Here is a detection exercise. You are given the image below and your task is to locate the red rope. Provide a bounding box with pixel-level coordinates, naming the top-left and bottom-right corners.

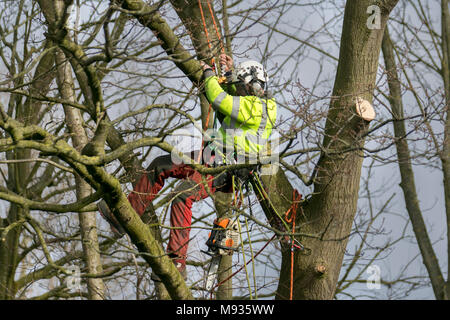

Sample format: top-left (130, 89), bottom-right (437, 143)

top-left (284, 189), bottom-right (302, 300)
top-left (198, 0), bottom-right (214, 59)
top-left (197, 0), bottom-right (225, 163)
top-left (207, 0), bottom-right (225, 55)
top-left (209, 190), bottom-right (302, 299)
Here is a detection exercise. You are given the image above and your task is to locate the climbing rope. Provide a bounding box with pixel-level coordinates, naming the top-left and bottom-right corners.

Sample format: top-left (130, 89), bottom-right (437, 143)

top-left (248, 170), bottom-right (310, 300)
top-left (284, 189), bottom-right (302, 300)
top-left (205, 166), bottom-right (310, 300)
top-left (206, 0), bottom-right (226, 80)
top-left (197, 0), bottom-right (227, 164)
top-left (197, 4), bottom-right (306, 296)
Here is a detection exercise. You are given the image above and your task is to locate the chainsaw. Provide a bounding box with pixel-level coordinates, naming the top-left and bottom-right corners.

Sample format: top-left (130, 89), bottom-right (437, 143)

top-left (202, 217), bottom-right (239, 291)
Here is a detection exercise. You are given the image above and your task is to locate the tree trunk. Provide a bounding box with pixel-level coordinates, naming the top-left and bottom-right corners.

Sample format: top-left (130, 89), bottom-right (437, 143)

top-left (271, 0), bottom-right (399, 300)
top-left (0, 29), bottom-right (56, 300)
top-left (0, 206), bottom-right (23, 299)
top-left (169, 0), bottom-right (234, 299)
top-left (213, 192), bottom-right (234, 299)
top-left (53, 0), bottom-right (105, 299)
top-left (55, 48), bottom-right (106, 300)
top-left (37, 0), bottom-right (169, 299)
top-left (381, 27), bottom-right (447, 300)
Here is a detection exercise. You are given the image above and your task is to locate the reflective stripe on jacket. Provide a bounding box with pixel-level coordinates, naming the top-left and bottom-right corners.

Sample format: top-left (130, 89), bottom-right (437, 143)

top-left (204, 72), bottom-right (277, 157)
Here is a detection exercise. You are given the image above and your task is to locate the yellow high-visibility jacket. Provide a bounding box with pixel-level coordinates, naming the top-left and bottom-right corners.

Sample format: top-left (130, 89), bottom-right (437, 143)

top-left (203, 70), bottom-right (277, 159)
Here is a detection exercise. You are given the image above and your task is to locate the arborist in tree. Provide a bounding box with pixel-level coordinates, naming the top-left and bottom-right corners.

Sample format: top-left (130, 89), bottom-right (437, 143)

top-left (98, 53), bottom-right (277, 280)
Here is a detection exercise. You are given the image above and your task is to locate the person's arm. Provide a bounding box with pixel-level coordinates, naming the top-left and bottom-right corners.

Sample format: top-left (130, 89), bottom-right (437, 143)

top-left (203, 70), bottom-right (259, 126)
top-left (203, 68), bottom-right (236, 95)
top-left (223, 71), bottom-right (237, 96)
top-left (203, 69), bottom-right (235, 116)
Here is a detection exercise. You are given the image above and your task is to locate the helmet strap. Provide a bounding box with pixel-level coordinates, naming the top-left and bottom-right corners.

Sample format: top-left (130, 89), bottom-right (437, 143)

top-left (250, 80), bottom-right (265, 97)
top-left (235, 76), bottom-right (265, 97)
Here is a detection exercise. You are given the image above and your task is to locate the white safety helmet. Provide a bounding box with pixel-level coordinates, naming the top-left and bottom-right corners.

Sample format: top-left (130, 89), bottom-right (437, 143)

top-left (235, 60), bottom-right (269, 87)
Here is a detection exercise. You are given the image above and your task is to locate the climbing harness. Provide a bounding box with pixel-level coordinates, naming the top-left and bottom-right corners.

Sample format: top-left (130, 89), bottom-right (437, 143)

top-left (196, 1), bottom-right (309, 299)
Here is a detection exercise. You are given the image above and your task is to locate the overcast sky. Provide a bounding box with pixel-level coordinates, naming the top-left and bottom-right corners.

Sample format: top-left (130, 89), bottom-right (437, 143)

top-left (0, 0), bottom-right (446, 299)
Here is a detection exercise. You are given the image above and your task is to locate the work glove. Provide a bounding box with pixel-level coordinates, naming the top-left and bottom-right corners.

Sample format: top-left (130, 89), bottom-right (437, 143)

top-left (199, 60), bottom-right (215, 79)
top-left (199, 60), bottom-right (212, 71)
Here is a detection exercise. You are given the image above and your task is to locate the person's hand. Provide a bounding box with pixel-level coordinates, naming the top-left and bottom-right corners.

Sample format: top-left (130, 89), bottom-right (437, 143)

top-left (199, 60), bottom-right (212, 71)
top-left (219, 54), bottom-right (233, 72)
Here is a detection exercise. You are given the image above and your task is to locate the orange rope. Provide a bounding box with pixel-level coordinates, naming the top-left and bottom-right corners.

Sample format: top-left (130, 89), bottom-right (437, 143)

top-left (197, 0), bottom-right (226, 164)
top-left (197, 0), bottom-right (213, 163)
top-left (206, 0), bottom-right (225, 55)
top-left (209, 188), bottom-right (302, 300)
top-left (284, 189), bottom-right (302, 300)
top-left (206, 0), bottom-right (227, 80)
top-left (198, 0), bottom-right (214, 59)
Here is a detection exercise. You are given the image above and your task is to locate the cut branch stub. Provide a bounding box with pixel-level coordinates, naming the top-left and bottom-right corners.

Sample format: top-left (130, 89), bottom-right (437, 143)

top-left (355, 97), bottom-right (376, 122)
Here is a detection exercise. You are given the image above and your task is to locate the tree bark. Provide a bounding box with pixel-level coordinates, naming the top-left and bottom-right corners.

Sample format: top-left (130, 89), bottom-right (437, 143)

top-left (55, 49), bottom-right (106, 300)
top-left (168, 0), bottom-right (234, 299)
top-left (0, 19), bottom-right (56, 300)
top-left (53, 0), bottom-right (105, 300)
top-left (37, 0), bottom-right (173, 299)
top-left (271, 0), bottom-right (399, 300)
top-left (213, 192), bottom-right (234, 300)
